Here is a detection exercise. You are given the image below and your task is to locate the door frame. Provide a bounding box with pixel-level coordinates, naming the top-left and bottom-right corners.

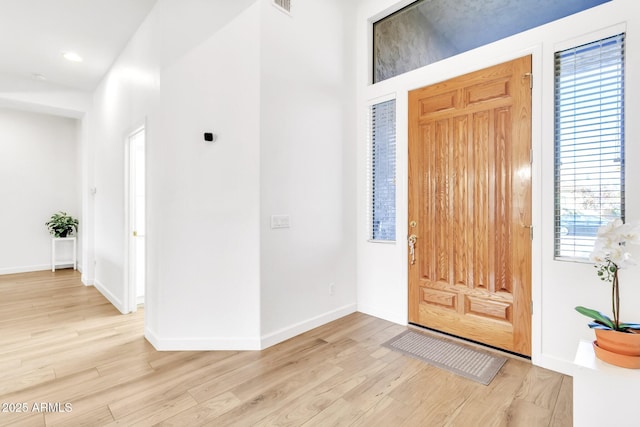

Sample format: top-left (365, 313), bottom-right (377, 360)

top-left (124, 120), bottom-right (147, 314)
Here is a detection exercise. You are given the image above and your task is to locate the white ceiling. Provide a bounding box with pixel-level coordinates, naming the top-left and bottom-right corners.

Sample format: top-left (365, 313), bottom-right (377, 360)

top-left (0, 0), bottom-right (158, 93)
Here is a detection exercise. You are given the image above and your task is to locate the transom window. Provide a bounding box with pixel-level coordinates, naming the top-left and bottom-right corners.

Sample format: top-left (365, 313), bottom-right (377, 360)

top-left (373, 0), bottom-right (610, 83)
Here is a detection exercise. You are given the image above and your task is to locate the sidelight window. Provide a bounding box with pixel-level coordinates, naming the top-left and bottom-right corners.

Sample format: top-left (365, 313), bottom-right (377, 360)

top-left (369, 99), bottom-right (396, 242)
top-left (554, 33), bottom-right (625, 260)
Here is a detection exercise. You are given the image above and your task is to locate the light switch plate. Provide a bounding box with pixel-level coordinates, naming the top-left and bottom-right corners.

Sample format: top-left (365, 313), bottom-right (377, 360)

top-left (271, 215), bottom-right (290, 229)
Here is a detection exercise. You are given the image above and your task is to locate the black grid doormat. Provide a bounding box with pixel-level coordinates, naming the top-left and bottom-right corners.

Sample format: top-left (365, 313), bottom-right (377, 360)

top-left (382, 330), bottom-right (507, 385)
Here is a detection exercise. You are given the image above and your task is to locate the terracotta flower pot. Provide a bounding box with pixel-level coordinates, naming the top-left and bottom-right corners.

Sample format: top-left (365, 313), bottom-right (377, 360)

top-left (593, 341), bottom-right (640, 369)
top-left (595, 328), bottom-right (640, 356)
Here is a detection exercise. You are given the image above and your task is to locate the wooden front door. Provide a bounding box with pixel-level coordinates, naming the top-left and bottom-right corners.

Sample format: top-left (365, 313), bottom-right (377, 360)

top-left (408, 56), bottom-right (532, 356)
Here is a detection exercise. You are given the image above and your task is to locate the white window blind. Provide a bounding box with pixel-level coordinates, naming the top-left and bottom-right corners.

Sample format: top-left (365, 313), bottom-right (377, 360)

top-left (370, 99), bottom-right (396, 241)
top-left (554, 33), bottom-right (625, 260)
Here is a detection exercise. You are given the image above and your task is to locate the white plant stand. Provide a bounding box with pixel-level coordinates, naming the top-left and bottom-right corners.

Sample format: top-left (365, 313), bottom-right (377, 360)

top-left (574, 339), bottom-right (640, 427)
top-left (51, 237), bottom-right (77, 272)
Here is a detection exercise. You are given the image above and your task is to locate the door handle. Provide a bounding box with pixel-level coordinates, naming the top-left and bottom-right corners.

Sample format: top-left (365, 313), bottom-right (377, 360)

top-left (408, 234), bottom-right (418, 265)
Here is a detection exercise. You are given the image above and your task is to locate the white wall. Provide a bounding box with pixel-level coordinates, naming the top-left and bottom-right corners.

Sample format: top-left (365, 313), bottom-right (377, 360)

top-left (0, 108), bottom-right (80, 274)
top-left (356, 0), bottom-right (640, 374)
top-left (0, 47), bottom-right (91, 281)
top-left (88, 0), bottom-right (163, 311)
top-left (89, 0), bottom-right (262, 348)
top-left (152, 4), bottom-right (262, 348)
top-left (89, 0), bottom-right (358, 350)
top-left (259, 0), bottom-right (358, 345)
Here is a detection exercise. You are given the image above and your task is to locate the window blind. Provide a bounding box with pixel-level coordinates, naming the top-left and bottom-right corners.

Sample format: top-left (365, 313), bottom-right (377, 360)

top-left (554, 33), bottom-right (625, 260)
top-left (371, 100), bottom-right (396, 241)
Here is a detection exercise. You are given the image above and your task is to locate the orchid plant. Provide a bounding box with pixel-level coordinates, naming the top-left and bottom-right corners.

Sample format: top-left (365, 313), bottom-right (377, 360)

top-left (575, 219), bottom-right (640, 333)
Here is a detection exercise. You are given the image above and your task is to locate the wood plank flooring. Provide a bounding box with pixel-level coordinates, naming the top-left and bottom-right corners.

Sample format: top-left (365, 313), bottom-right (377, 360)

top-left (0, 270), bottom-right (572, 426)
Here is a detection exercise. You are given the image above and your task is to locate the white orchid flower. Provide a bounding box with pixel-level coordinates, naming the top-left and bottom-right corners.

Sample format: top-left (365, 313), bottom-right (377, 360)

top-left (597, 218), bottom-right (623, 237)
top-left (585, 219), bottom-right (639, 331)
top-left (592, 219), bottom-right (639, 270)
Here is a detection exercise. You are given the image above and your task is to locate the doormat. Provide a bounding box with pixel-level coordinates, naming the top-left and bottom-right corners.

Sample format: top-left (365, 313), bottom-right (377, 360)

top-left (382, 330), bottom-right (507, 385)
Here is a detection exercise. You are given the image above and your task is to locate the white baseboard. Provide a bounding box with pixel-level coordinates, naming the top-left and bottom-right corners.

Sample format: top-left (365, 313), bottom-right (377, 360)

top-left (0, 264), bottom-right (51, 275)
top-left (81, 275), bottom-right (94, 286)
top-left (145, 327), bottom-right (261, 351)
top-left (260, 303), bottom-right (357, 349)
top-left (357, 303), bottom-right (407, 326)
top-left (144, 328), bottom-right (161, 349)
top-left (93, 279), bottom-right (126, 314)
top-left (144, 304), bottom-right (357, 352)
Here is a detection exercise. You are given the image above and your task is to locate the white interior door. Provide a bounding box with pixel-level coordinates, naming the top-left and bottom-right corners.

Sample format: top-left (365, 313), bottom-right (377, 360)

top-left (128, 127), bottom-right (146, 312)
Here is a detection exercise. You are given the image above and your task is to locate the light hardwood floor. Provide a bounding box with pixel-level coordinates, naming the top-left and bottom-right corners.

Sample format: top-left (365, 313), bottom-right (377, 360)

top-left (0, 270), bottom-right (572, 426)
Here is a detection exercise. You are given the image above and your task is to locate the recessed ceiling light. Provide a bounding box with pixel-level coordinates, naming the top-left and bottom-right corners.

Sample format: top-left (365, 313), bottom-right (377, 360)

top-left (62, 51), bottom-right (83, 63)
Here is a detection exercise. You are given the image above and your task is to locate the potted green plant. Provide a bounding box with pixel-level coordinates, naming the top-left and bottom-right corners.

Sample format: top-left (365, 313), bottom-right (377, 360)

top-left (45, 211), bottom-right (79, 238)
top-left (575, 218), bottom-right (640, 368)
